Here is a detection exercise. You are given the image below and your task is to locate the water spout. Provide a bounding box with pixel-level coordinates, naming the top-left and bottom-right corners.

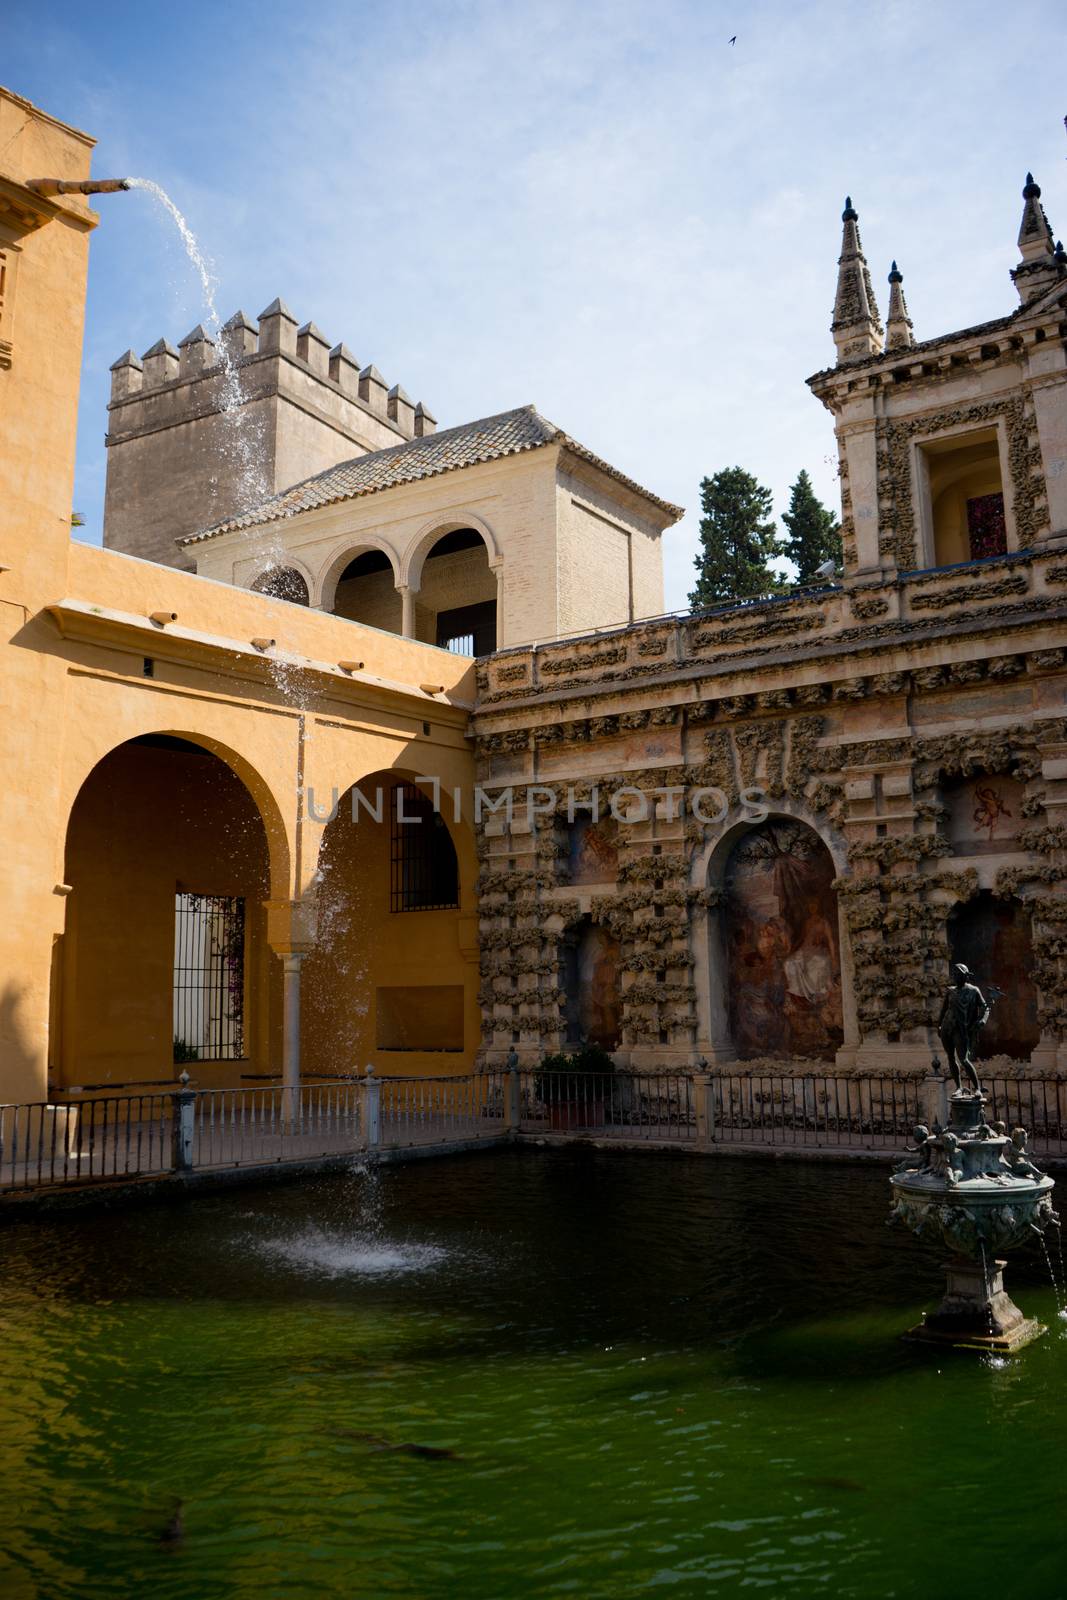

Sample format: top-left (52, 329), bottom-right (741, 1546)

top-left (26, 177), bottom-right (131, 196)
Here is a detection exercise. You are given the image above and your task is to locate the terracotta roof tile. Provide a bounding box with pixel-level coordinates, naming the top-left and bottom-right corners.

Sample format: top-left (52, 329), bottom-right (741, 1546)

top-left (180, 405), bottom-right (682, 544)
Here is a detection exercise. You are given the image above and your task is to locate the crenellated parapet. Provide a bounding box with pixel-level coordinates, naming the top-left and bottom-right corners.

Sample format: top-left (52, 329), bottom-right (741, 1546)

top-left (103, 299), bottom-right (437, 568)
top-left (107, 299), bottom-right (435, 439)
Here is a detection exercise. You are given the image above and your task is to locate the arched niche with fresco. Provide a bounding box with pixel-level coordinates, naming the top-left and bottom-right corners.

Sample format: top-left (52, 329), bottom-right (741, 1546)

top-left (562, 916), bottom-right (622, 1051)
top-left (721, 817), bottom-right (843, 1061)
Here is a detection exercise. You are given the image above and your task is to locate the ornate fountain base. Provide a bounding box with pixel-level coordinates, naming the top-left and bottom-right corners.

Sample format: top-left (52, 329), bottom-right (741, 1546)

top-left (904, 1257), bottom-right (1046, 1353)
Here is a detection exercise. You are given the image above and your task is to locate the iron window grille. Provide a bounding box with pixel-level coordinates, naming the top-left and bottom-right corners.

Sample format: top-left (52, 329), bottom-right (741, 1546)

top-left (442, 632), bottom-right (475, 655)
top-left (390, 783), bottom-right (459, 912)
top-left (966, 492), bottom-right (1007, 560)
top-left (173, 892), bottom-right (246, 1061)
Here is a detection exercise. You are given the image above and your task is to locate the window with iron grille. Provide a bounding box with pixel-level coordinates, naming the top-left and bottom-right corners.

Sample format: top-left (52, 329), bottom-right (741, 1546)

top-left (390, 783), bottom-right (459, 912)
top-left (173, 892), bottom-right (246, 1061)
top-left (966, 492), bottom-right (1007, 560)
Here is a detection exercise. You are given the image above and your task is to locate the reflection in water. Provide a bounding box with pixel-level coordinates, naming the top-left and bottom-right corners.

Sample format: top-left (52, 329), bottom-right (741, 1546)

top-left (0, 1150), bottom-right (1064, 1599)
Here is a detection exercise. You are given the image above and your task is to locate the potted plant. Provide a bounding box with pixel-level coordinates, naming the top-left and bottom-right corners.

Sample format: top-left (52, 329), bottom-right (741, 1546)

top-left (534, 1042), bottom-right (616, 1131)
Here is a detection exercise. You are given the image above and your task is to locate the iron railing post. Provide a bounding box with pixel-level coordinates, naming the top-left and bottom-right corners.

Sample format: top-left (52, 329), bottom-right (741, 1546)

top-left (362, 1064), bottom-right (381, 1149)
top-left (920, 1056), bottom-right (950, 1131)
top-left (693, 1068), bottom-right (716, 1145)
top-left (503, 1065), bottom-right (521, 1134)
top-left (171, 1072), bottom-right (196, 1173)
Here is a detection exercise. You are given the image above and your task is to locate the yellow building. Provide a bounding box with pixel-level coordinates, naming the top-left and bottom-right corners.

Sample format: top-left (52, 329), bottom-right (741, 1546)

top-left (0, 87), bottom-right (483, 1106)
top-left (3, 83), bottom-right (1067, 1117)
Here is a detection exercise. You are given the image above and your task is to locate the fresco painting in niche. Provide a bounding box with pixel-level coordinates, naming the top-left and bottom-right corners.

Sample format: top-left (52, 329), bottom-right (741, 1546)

top-left (724, 820), bottom-right (843, 1060)
top-left (565, 921), bottom-right (622, 1050)
top-left (948, 892), bottom-right (1039, 1059)
top-left (568, 817), bottom-right (619, 884)
top-left (946, 776), bottom-right (1023, 855)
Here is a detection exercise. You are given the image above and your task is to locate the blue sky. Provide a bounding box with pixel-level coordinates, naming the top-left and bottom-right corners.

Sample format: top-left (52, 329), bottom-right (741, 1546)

top-left (7, 0), bottom-right (1067, 607)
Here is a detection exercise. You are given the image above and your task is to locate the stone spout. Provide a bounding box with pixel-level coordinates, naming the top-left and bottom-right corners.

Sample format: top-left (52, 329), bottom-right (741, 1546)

top-left (25, 177), bottom-right (131, 196)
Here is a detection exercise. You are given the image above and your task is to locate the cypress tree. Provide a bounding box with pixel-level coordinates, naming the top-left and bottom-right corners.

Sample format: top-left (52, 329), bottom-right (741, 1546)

top-left (688, 467), bottom-right (786, 609)
top-left (781, 469), bottom-right (841, 585)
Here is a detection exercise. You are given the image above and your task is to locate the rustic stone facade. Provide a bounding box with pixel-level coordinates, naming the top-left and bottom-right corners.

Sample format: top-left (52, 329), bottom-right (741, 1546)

top-left (471, 555), bottom-right (1067, 1075)
top-left (472, 172), bottom-right (1067, 1077)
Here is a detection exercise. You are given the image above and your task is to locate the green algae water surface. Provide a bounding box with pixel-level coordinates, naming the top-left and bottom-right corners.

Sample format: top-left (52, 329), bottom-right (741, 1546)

top-left (1, 1148), bottom-right (1064, 1599)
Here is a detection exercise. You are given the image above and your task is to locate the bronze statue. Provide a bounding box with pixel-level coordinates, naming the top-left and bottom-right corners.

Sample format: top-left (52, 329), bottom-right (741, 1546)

top-left (928, 1129), bottom-right (962, 1186)
top-left (937, 962), bottom-right (989, 1095)
top-left (893, 1124), bottom-right (932, 1174)
top-left (1004, 1127), bottom-right (1044, 1180)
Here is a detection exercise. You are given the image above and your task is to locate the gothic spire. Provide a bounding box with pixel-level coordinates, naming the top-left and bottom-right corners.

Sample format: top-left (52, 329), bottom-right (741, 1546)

top-left (1012, 172), bottom-right (1059, 303)
top-left (832, 197), bottom-right (884, 363)
top-left (885, 261), bottom-right (914, 351)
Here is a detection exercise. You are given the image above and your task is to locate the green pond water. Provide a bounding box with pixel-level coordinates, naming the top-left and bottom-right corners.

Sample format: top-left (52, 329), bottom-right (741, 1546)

top-left (1, 1147), bottom-right (1064, 1599)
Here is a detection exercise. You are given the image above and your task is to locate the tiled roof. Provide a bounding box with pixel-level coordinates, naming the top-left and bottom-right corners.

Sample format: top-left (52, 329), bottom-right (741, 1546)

top-left (180, 405), bottom-right (682, 544)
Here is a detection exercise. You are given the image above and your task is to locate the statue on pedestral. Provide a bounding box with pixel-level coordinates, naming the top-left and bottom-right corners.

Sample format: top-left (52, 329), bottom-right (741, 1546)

top-left (938, 963), bottom-right (990, 1096)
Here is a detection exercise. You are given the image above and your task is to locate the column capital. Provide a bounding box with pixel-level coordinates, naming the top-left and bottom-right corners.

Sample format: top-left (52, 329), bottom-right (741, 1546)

top-left (263, 896), bottom-right (317, 952)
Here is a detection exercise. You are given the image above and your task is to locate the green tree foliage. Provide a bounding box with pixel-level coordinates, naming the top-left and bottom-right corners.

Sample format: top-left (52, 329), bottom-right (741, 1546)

top-left (688, 467), bottom-right (786, 609)
top-left (782, 469), bottom-right (841, 585)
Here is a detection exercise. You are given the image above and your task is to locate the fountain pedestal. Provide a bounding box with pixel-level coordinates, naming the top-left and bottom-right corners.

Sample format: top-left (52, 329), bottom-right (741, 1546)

top-left (890, 1088), bottom-right (1057, 1355)
top-left (905, 1255), bottom-right (1043, 1353)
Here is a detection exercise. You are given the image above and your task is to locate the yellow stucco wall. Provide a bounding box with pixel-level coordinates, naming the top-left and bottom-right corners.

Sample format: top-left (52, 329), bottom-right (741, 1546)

top-left (0, 89), bottom-right (480, 1104)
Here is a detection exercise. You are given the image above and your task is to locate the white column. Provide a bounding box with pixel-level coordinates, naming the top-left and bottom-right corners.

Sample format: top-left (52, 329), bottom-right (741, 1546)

top-left (490, 558), bottom-right (504, 649)
top-left (398, 584), bottom-right (416, 639)
top-left (282, 952), bottom-right (304, 1123)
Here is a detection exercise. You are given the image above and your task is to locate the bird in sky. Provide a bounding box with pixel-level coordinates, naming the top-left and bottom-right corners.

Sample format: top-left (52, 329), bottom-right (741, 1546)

top-left (729, 35), bottom-right (737, 44)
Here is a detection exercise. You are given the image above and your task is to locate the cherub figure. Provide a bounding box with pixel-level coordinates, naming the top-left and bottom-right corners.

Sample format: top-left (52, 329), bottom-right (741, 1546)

top-left (1003, 1127), bottom-right (1043, 1181)
top-left (893, 1124), bottom-right (932, 1174)
top-left (929, 1130), bottom-right (963, 1186)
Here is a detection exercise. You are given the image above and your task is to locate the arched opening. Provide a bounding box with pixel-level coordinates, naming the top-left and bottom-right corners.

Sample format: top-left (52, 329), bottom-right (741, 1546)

top-left (330, 549), bottom-right (403, 634)
top-left (947, 891), bottom-right (1039, 1060)
top-left (302, 772), bottom-right (474, 1077)
top-left (721, 818), bottom-right (843, 1060)
top-left (415, 528), bottom-right (497, 654)
top-left (562, 917), bottom-right (622, 1050)
top-left (59, 735), bottom-right (275, 1089)
top-left (251, 565), bottom-right (310, 605)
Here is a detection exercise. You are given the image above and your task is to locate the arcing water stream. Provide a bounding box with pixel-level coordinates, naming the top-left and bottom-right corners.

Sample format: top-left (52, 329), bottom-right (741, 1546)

top-left (127, 180), bottom-right (368, 1034)
top-left (127, 179), bottom-right (271, 564)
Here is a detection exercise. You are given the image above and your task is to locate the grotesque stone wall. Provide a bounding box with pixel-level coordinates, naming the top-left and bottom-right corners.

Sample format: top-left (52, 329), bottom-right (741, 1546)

top-left (471, 555), bottom-right (1067, 1076)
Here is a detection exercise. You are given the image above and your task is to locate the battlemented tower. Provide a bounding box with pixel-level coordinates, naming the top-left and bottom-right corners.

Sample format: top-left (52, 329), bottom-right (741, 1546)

top-left (103, 299), bottom-right (436, 568)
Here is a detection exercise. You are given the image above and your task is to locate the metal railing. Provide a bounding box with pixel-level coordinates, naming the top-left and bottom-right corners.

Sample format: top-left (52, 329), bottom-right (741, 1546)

top-left (986, 1076), bottom-right (1067, 1159)
top-left (0, 1071), bottom-right (509, 1193)
top-left (518, 1070), bottom-right (698, 1141)
top-left (0, 1094), bottom-right (172, 1190)
top-left (707, 1071), bottom-right (924, 1151)
top-left (191, 1082), bottom-right (364, 1169)
top-left (4, 1068), bottom-right (1067, 1195)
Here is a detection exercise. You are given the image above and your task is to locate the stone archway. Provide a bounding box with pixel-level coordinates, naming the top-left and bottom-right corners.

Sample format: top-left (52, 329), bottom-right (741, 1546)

top-left (402, 518), bottom-right (500, 653)
top-left (251, 565), bottom-right (310, 605)
top-left (318, 541), bottom-right (402, 629)
top-left (720, 817), bottom-right (843, 1061)
top-left (59, 735), bottom-right (278, 1087)
top-left (302, 770), bottom-right (475, 1077)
